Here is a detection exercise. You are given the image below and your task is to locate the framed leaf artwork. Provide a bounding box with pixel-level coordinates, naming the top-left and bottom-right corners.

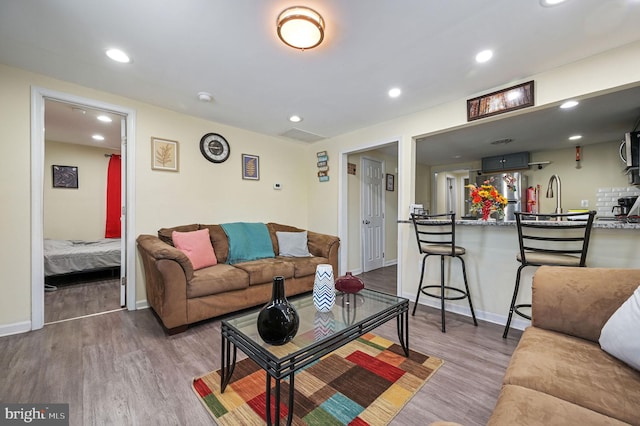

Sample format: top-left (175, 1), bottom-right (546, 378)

top-left (242, 154), bottom-right (259, 180)
top-left (151, 137), bottom-right (179, 172)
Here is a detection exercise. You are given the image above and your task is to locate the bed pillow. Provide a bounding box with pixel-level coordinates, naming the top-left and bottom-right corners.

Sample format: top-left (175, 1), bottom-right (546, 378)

top-left (599, 285), bottom-right (640, 371)
top-left (172, 228), bottom-right (217, 270)
top-left (276, 231), bottom-right (312, 257)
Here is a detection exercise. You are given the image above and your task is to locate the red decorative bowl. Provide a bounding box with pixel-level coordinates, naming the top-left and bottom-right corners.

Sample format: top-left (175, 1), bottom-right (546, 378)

top-left (335, 272), bottom-right (364, 294)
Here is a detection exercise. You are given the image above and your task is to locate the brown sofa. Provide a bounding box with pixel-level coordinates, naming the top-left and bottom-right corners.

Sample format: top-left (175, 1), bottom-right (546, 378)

top-left (136, 222), bottom-right (340, 334)
top-left (488, 266), bottom-right (640, 426)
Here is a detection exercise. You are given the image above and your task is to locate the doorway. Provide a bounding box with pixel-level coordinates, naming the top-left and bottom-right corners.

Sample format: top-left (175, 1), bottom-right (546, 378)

top-left (30, 87), bottom-right (137, 330)
top-left (43, 100), bottom-right (125, 323)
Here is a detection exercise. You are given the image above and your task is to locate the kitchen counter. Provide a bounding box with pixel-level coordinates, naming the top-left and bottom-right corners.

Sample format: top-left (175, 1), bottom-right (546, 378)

top-left (400, 218), bottom-right (640, 230)
top-left (397, 216), bottom-right (640, 334)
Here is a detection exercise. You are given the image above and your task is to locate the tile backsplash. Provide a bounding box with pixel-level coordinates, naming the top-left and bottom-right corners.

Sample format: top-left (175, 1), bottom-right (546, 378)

top-left (596, 186), bottom-right (640, 217)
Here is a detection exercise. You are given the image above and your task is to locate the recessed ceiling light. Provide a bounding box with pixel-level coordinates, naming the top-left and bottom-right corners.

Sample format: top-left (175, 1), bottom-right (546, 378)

top-left (560, 100), bottom-right (579, 109)
top-left (540, 0), bottom-right (567, 7)
top-left (569, 135), bottom-right (582, 141)
top-left (388, 88), bottom-right (401, 98)
top-left (289, 115), bottom-right (303, 123)
top-left (106, 48), bottom-right (131, 63)
top-left (97, 115), bottom-right (112, 123)
top-left (475, 49), bottom-right (493, 63)
top-left (92, 134), bottom-right (105, 141)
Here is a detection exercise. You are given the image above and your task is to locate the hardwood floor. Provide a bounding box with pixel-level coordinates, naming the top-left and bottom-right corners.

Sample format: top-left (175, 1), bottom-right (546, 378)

top-left (1, 265), bottom-right (522, 425)
top-left (45, 275), bottom-right (122, 323)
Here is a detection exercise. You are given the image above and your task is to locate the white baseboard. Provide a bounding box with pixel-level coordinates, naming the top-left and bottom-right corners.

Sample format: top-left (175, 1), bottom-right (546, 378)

top-left (0, 321), bottom-right (32, 337)
top-left (384, 259), bottom-right (398, 267)
top-left (402, 291), bottom-right (531, 331)
top-left (136, 300), bottom-right (150, 310)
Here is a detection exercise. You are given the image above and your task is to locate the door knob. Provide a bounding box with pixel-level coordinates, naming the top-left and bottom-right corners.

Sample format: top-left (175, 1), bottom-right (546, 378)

top-left (363, 220), bottom-right (370, 225)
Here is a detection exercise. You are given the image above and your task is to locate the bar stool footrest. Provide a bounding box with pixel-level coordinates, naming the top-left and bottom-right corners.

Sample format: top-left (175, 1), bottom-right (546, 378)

top-left (420, 285), bottom-right (470, 301)
top-left (514, 303), bottom-right (532, 320)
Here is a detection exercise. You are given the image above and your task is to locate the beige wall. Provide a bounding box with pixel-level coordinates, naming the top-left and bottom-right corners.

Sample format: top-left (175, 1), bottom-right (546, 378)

top-left (0, 63), bottom-right (310, 329)
top-left (44, 140), bottom-right (116, 240)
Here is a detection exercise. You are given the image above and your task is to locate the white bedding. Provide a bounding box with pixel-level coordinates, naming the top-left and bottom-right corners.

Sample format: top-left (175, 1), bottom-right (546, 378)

top-left (44, 238), bottom-right (121, 276)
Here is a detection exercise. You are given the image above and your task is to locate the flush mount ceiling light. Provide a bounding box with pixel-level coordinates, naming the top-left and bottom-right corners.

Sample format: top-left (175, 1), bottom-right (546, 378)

top-left (97, 115), bottom-right (112, 123)
top-left (277, 6), bottom-right (325, 50)
top-left (289, 115), bottom-right (303, 123)
top-left (92, 134), bottom-right (105, 141)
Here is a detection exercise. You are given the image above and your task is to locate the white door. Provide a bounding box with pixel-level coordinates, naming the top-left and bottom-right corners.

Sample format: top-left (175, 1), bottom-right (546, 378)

top-left (362, 158), bottom-right (385, 272)
top-left (119, 117), bottom-right (127, 307)
top-left (446, 176), bottom-right (456, 213)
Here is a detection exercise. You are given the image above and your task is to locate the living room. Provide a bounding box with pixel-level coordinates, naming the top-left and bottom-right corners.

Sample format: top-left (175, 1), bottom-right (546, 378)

top-left (1, 1), bottom-right (640, 425)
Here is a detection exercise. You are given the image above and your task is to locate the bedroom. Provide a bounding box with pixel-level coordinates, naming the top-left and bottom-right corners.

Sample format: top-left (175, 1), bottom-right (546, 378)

top-left (43, 99), bottom-right (124, 323)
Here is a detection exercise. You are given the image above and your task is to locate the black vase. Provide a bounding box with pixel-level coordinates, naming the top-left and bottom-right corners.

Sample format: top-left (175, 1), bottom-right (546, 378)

top-left (257, 276), bottom-right (299, 345)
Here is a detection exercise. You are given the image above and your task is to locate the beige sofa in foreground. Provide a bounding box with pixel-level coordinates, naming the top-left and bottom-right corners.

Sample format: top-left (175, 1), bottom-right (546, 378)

top-left (488, 266), bottom-right (640, 425)
top-left (137, 222), bottom-right (339, 334)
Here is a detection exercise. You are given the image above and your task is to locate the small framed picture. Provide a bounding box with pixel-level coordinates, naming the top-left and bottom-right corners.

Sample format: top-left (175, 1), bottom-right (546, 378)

top-left (52, 165), bottom-right (78, 188)
top-left (151, 137), bottom-right (179, 172)
top-left (242, 154), bottom-right (260, 180)
top-left (386, 173), bottom-right (394, 191)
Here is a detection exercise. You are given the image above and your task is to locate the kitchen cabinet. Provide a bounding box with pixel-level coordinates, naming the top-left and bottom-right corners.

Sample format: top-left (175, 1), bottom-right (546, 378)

top-left (482, 151), bottom-right (530, 173)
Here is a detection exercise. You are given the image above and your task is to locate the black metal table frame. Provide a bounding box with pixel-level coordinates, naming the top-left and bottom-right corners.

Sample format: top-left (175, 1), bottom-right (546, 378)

top-left (220, 291), bottom-right (409, 426)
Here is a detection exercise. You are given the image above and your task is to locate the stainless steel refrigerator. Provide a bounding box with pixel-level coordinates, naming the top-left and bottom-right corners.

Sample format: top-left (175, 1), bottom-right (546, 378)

top-left (473, 172), bottom-right (528, 221)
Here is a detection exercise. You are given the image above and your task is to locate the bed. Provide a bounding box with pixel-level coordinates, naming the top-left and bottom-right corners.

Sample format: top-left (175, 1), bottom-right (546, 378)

top-left (44, 238), bottom-right (121, 278)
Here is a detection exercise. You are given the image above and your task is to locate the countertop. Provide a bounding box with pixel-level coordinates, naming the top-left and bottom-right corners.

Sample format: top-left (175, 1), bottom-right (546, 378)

top-left (399, 218), bottom-right (640, 230)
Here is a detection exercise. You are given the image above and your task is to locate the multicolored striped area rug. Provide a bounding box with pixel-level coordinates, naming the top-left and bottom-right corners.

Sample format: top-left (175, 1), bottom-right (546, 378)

top-left (192, 333), bottom-right (443, 425)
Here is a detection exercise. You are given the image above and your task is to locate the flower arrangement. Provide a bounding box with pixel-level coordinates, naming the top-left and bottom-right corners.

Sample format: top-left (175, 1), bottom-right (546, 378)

top-left (467, 178), bottom-right (508, 220)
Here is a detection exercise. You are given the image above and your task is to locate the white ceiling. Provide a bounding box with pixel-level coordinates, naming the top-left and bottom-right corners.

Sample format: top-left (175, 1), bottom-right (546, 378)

top-left (2, 0), bottom-right (640, 155)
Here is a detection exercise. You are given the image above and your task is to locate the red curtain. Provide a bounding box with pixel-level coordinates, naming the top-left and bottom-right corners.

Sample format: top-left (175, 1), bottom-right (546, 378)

top-left (105, 154), bottom-right (122, 238)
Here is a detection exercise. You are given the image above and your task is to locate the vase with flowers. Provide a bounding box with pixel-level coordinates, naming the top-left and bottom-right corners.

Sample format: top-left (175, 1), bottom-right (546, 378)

top-left (467, 178), bottom-right (508, 221)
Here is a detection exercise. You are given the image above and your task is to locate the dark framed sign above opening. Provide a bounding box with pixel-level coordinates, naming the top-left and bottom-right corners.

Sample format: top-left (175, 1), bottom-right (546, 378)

top-left (467, 81), bottom-right (534, 121)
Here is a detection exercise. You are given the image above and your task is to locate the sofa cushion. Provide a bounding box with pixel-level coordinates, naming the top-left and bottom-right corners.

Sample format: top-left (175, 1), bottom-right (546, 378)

top-left (599, 285), bottom-right (640, 371)
top-left (276, 231), bottom-right (312, 257)
top-left (221, 222), bottom-right (275, 264)
top-left (198, 224), bottom-right (229, 264)
top-left (158, 224), bottom-right (199, 246)
top-left (172, 228), bottom-right (217, 270)
top-left (488, 385), bottom-right (629, 426)
top-left (276, 255), bottom-right (329, 278)
top-left (267, 223), bottom-right (304, 254)
top-left (233, 259), bottom-right (295, 286)
top-left (503, 326), bottom-right (640, 425)
top-left (187, 264), bottom-right (249, 298)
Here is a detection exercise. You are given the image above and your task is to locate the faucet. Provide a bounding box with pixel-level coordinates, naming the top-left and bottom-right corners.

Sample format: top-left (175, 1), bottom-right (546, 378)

top-left (546, 174), bottom-right (562, 214)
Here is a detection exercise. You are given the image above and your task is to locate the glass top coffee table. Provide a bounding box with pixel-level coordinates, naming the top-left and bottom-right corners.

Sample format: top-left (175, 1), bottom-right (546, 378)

top-left (220, 288), bottom-right (409, 426)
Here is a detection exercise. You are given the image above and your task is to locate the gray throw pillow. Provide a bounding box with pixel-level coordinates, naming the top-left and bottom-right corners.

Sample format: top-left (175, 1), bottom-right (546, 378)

top-left (276, 231), bottom-right (312, 257)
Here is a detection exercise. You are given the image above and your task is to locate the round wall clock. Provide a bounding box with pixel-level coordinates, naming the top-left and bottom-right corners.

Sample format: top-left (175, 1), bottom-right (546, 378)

top-left (200, 133), bottom-right (230, 163)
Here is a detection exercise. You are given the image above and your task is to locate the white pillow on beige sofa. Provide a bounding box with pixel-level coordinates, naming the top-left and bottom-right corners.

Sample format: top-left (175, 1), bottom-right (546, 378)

top-left (599, 285), bottom-right (640, 371)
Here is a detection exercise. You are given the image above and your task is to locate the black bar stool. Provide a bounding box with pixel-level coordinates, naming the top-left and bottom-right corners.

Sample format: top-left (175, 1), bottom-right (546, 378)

top-left (410, 212), bottom-right (477, 332)
top-left (502, 211), bottom-right (596, 338)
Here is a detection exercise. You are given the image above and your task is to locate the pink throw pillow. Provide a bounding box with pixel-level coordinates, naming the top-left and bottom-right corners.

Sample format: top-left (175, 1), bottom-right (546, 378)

top-left (172, 228), bottom-right (217, 270)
